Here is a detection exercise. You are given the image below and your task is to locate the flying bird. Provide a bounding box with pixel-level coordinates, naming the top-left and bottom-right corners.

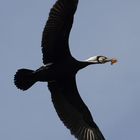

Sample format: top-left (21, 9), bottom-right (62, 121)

top-left (14, 0), bottom-right (117, 140)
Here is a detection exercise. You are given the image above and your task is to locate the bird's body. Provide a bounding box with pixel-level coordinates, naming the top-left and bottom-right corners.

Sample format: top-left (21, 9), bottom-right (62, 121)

top-left (34, 57), bottom-right (87, 82)
top-left (14, 0), bottom-right (117, 139)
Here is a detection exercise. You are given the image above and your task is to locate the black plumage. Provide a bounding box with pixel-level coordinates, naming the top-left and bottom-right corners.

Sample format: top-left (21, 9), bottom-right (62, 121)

top-left (42, 0), bottom-right (76, 64)
top-left (14, 0), bottom-right (117, 139)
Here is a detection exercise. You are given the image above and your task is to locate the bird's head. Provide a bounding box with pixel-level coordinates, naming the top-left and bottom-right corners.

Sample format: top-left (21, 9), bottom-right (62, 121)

top-left (86, 56), bottom-right (117, 65)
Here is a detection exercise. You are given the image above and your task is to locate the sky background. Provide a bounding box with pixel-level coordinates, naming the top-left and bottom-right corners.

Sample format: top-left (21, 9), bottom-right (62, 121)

top-left (0, 0), bottom-right (140, 140)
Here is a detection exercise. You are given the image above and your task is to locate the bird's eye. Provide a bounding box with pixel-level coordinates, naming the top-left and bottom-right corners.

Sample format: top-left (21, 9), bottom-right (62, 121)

top-left (98, 56), bottom-right (106, 63)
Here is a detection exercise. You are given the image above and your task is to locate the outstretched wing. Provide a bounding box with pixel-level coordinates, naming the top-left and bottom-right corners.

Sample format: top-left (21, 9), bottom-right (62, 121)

top-left (48, 78), bottom-right (105, 140)
top-left (41, 0), bottom-right (79, 64)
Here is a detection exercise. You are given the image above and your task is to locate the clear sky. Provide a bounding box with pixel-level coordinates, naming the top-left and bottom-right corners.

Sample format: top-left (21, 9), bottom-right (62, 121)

top-left (0, 0), bottom-right (140, 140)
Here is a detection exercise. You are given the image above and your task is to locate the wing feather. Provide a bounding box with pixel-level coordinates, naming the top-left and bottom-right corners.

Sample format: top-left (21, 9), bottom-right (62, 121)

top-left (42, 0), bottom-right (79, 64)
top-left (48, 78), bottom-right (105, 140)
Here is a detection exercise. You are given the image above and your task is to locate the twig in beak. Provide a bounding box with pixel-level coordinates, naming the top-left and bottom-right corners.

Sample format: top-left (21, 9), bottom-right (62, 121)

top-left (111, 58), bottom-right (117, 65)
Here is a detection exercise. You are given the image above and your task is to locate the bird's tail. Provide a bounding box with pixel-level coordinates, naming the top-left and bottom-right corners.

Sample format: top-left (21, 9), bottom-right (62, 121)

top-left (14, 69), bottom-right (36, 91)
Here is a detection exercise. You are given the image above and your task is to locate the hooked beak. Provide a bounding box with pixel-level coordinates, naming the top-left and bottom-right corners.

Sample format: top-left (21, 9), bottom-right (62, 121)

top-left (105, 58), bottom-right (118, 65)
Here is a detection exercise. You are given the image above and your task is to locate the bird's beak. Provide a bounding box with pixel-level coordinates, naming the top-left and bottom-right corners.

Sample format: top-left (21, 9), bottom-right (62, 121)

top-left (105, 58), bottom-right (118, 65)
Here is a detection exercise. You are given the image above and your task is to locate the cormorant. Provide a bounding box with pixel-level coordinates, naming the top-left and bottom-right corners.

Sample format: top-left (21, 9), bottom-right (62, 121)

top-left (14, 0), bottom-right (117, 139)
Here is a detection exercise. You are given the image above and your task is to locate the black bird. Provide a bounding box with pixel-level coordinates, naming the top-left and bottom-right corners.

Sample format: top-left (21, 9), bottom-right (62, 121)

top-left (14, 0), bottom-right (117, 140)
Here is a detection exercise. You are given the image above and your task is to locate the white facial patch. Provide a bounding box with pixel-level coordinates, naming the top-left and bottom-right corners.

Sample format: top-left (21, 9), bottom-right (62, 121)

top-left (85, 56), bottom-right (98, 62)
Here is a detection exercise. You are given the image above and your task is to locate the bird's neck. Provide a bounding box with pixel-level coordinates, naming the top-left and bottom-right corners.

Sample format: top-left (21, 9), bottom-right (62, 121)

top-left (77, 61), bottom-right (92, 70)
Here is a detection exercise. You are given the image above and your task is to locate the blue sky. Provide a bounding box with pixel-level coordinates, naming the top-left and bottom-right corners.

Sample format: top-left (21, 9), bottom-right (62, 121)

top-left (0, 0), bottom-right (140, 140)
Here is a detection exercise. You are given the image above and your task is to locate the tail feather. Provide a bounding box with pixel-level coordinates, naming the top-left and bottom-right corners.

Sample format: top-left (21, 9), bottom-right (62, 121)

top-left (14, 69), bottom-right (36, 91)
